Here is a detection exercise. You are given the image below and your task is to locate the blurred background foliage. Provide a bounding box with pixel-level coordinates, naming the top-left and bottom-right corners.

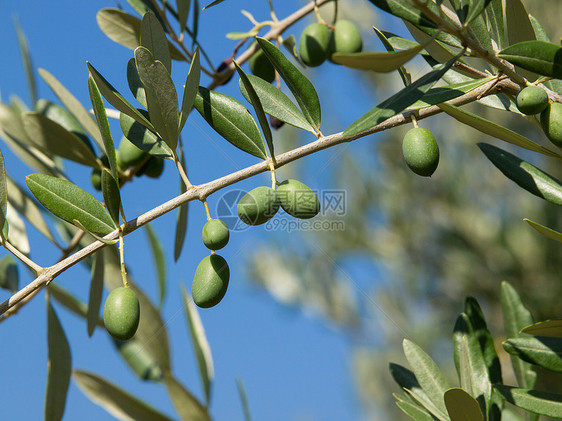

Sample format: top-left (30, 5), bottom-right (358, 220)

top-left (245, 1), bottom-right (562, 418)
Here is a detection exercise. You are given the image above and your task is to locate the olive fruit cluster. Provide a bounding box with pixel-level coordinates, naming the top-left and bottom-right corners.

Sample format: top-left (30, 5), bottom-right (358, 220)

top-left (298, 20), bottom-right (362, 68)
top-left (103, 287), bottom-right (140, 341)
top-left (192, 218), bottom-right (231, 308)
top-left (237, 180), bottom-right (320, 226)
top-left (402, 127), bottom-right (440, 177)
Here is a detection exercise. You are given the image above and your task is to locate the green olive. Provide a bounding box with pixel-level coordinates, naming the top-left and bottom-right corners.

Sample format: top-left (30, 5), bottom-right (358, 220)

top-left (402, 127), bottom-right (440, 177)
top-left (249, 47), bottom-right (276, 83)
top-left (202, 219), bottom-right (230, 250)
top-left (277, 179), bottom-right (320, 219)
top-left (540, 102), bottom-right (562, 148)
top-left (516, 86), bottom-right (549, 115)
top-left (91, 169), bottom-right (102, 191)
top-left (137, 156), bottom-right (164, 178)
top-left (299, 23), bottom-right (333, 67)
top-left (237, 186), bottom-right (279, 226)
top-left (118, 136), bottom-right (147, 168)
top-left (333, 20), bottom-right (362, 55)
top-left (192, 254), bottom-right (230, 308)
top-left (103, 287), bottom-right (140, 341)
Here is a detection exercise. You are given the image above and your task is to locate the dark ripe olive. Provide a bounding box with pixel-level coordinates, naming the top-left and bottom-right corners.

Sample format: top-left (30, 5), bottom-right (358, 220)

top-left (333, 20), bottom-right (362, 54)
top-left (137, 156), bottom-right (164, 178)
top-left (103, 287), bottom-right (140, 341)
top-left (249, 47), bottom-right (276, 83)
top-left (118, 136), bottom-right (147, 168)
top-left (402, 127), bottom-right (440, 177)
top-left (540, 102), bottom-right (562, 148)
top-left (298, 23), bottom-right (333, 67)
top-left (202, 219), bottom-right (230, 250)
top-left (237, 186), bottom-right (279, 226)
top-left (516, 86), bottom-right (549, 115)
top-left (192, 254), bottom-right (230, 308)
top-left (277, 179), bottom-right (320, 219)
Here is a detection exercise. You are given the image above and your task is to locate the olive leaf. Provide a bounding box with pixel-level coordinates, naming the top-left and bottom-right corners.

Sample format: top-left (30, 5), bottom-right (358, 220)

top-left (344, 54), bottom-right (461, 137)
top-left (49, 283), bottom-right (102, 324)
top-left (236, 378), bottom-right (252, 421)
top-left (485, 0), bottom-right (504, 50)
top-left (256, 37), bottom-right (321, 131)
top-left (127, 58), bottom-right (147, 108)
top-left (87, 62), bottom-right (155, 133)
top-left (499, 41), bottom-right (562, 79)
top-left (494, 385), bottom-right (562, 418)
top-left (524, 218), bottom-right (562, 243)
top-left (503, 336), bottom-right (562, 373)
top-left (238, 74), bottom-right (315, 132)
top-left (6, 202), bottom-right (29, 254)
top-left (174, 141), bottom-right (189, 262)
top-left (194, 86), bottom-right (267, 159)
top-left (73, 370), bottom-right (174, 421)
top-left (407, 77), bottom-right (494, 110)
top-left (38, 68), bottom-right (105, 150)
top-left (45, 298), bottom-right (71, 421)
top-left (522, 319), bottom-right (562, 337)
top-left (177, 0), bottom-right (190, 34)
top-left (444, 388), bottom-right (484, 421)
top-left (22, 112), bottom-right (99, 168)
top-left (119, 111), bottom-right (174, 159)
top-left (0, 148), bottom-right (7, 242)
top-left (202, 0), bottom-right (227, 9)
top-left (113, 338), bottom-right (164, 381)
top-left (140, 11), bottom-right (172, 73)
top-left (505, 0), bottom-right (537, 81)
top-left (0, 255), bottom-right (18, 292)
top-left (395, 396), bottom-right (436, 421)
top-left (135, 46), bottom-right (179, 151)
top-left (389, 363), bottom-right (442, 416)
top-left (14, 19), bottom-right (37, 105)
top-left (101, 169), bottom-right (121, 226)
top-left (478, 143), bottom-right (562, 206)
top-left (144, 223), bottom-right (166, 309)
top-left (164, 374), bottom-right (211, 421)
top-left (88, 76), bottom-right (119, 181)
top-left (179, 47), bottom-right (200, 132)
top-left (234, 60), bottom-right (273, 158)
top-left (86, 251), bottom-right (104, 337)
top-left (26, 174), bottom-right (116, 236)
top-left (373, 27), bottom-right (411, 86)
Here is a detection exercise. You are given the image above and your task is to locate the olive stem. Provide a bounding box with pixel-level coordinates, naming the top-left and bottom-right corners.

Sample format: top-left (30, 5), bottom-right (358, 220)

top-left (118, 230), bottom-right (128, 288)
top-left (202, 199), bottom-right (213, 222)
top-left (269, 160), bottom-right (277, 190)
top-left (2, 240), bottom-right (43, 276)
top-left (174, 152), bottom-right (193, 188)
top-left (410, 115), bottom-right (419, 129)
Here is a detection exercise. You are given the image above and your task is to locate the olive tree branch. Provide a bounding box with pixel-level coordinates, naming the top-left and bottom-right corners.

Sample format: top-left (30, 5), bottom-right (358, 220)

top-left (0, 76), bottom-right (525, 320)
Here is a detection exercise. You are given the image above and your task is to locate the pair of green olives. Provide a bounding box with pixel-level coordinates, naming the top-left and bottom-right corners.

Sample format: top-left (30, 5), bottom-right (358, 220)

top-left (237, 180), bottom-right (321, 225)
top-left (103, 287), bottom-right (140, 341)
top-left (402, 127), bottom-right (440, 177)
top-left (299, 20), bottom-right (363, 67)
top-left (516, 86), bottom-right (562, 148)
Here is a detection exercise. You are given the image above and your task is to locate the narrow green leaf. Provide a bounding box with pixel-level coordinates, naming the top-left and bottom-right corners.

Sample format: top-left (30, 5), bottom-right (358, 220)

top-left (87, 251), bottom-right (104, 337)
top-left (26, 174), bottom-right (116, 235)
top-left (500, 281), bottom-right (537, 389)
top-left (72, 219), bottom-right (119, 245)
top-left (73, 370), bottom-right (174, 421)
top-left (38, 68), bottom-right (105, 150)
top-left (281, 34), bottom-right (300, 62)
top-left (202, 0), bottom-right (227, 9)
top-left (174, 139), bottom-right (188, 262)
top-left (466, 0), bottom-right (492, 26)
top-left (22, 112), bottom-right (99, 168)
top-left (478, 143), bottom-right (562, 206)
top-left (505, 0), bottom-right (535, 46)
top-left (368, 0), bottom-right (462, 48)
top-left (87, 62), bottom-right (156, 133)
top-left (127, 58), bottom-right (147, 108)
top-left (485, 0), bottom-right (504, 50)
top-left (179, 47), bottom-right (200, 131)
top-left (140, 11), bottom-right (172, 73)
top-left (113, 338), bottom-right (163, 381)
top-left (5, 203), bottom-right (29, 254)
top-left (499, 41), bottom-right (562, 79)
top-left (464, 12), bottom-right (494, 54)
top-left (119, 111), bottom-right (174, 159)
top-left (145, 223), bottom-right (166, 309)
top-left (0, 148), bottom-right (7, 242)
top-left (403, 339), bottom-right (450, 415)
top-left (135, 46), bottom-right (179, 151)
top-left (522, 319), bottom-right (562, 337)
top-left (453, 313), bottom-right (491, 414)
top-left (527, 15), bottom-right (562, 95)
top-left (0, 255), bottom-right (18, 292)
top-left (45, 298), bottom-right (71, 421)
top-left (494, 385), bottom-right (562, 418)
top-left (256, 37), bottom-right (321, 130)
top-left (234, 60), bottom-right (273, 157)
top-left (407, 77), bottom-right (494, 110)
top-left (194, 86), bottom-right (267, 159)
top-left (103, 246), bottom-right (171, 371)
top-left (49, 283), bottom-right (103, 324)
top-left (344, 54), bottom-right (461, 136)
top-left (396, 399), bottom-right (437, 421)
top-left (373, 27), bottom-right (411, 86)
top-left (164, 374), bottom-right (211, 421)
top-left (126, 0), bottom-right (160, 18)
top-left (524, 218), bottom-right (562, 243)
top-left (238, 74), bottom-right (314, 132)
top-left (181, 286), bottom-right (214, 405)
top-left (237, 378), bottom-right (252, 421)
top-left (101, 169), bottom-right (121, 226)
top-left (441, 104), bottom-right (561, 158)
top-left (88, 76), bottom-right (118, 181)
top-left (444, 388), bottom-right (484, 421)
top-left (177, 0), bottom-right (190, 34)
top-left (14, 18), bottom-right (37, 105)
top-left (504, 336), bottom-right (562, 373)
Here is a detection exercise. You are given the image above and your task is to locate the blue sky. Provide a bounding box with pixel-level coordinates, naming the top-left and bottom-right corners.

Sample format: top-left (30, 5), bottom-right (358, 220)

top-left (0, 0), bottom-right (402, 420)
